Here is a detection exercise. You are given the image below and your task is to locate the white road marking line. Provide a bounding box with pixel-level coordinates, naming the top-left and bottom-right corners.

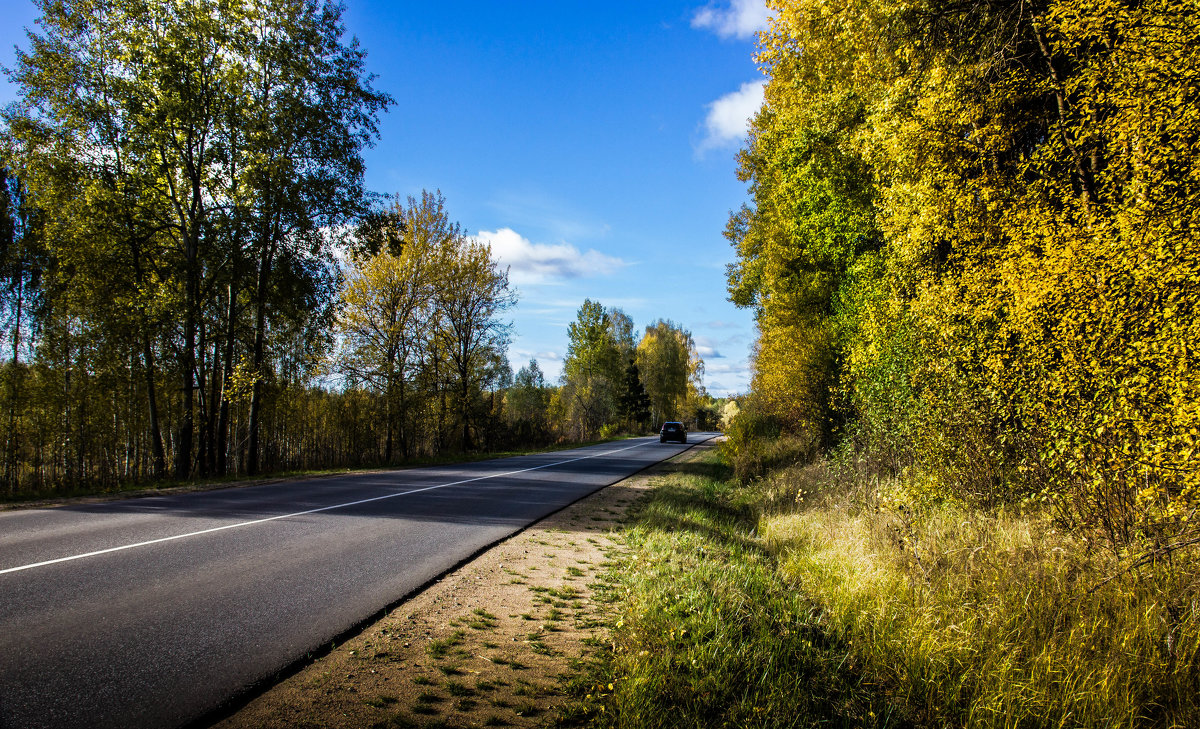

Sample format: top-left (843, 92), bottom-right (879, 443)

top-left (0, 439), bottom-right (662, 577)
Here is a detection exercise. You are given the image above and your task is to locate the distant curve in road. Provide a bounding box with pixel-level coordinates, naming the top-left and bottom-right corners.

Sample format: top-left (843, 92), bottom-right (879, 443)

top-left (0, 434), bottom-right (718, 729)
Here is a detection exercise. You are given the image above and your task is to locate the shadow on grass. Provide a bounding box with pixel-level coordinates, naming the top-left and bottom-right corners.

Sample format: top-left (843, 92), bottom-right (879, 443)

top-left (626, 482), bottom-right (769, 560)
top-left (653, 455), bottom-right (734, 482)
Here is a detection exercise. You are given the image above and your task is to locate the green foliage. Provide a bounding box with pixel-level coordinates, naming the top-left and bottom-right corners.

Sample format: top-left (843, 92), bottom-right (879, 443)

top-left (720, 399), bottom-right (816, 483)
top-left (0, 0), bottom-right (389, 487)
top-left (506, 359), bottom-right (554, 444)
top-left (560, 301), bottom-right (636, 440)
top-left (571, 444), bottom-right (1199, 729)
top-left (615, 359), bottom-right (652, 433)
top-left (634, 319), bottom-right (702, 427)
top-left (560, 305), bottom-right (707, 440)
top-left (337, 190), bottom-right (516, 457)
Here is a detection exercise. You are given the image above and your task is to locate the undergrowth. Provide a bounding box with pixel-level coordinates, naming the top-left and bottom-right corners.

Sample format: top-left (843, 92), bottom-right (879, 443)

top-left (760, 457), bottom-right (1200, 728)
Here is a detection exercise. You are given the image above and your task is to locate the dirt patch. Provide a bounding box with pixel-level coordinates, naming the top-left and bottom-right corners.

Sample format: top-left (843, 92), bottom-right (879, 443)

top-left (213, 443), bottom-right (710, 729)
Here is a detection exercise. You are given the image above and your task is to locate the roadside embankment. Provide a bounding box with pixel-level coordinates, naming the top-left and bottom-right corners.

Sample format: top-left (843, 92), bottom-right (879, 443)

top-left (575, 447), bottom-right (1200, 728)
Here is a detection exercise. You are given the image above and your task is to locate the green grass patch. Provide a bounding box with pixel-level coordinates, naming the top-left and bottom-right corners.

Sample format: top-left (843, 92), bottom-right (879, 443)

top-left (370, 711), bottom-right (420, 729)
top-left (443, 679), bottom-right (474, 697)
top-left (426, 630), bottom-right (465, 659)
top-left (570, 448), bottom-right (886, 728)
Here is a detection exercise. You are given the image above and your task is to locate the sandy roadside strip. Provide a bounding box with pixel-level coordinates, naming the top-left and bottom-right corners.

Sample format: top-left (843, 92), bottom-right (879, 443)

top-left (210, 441), bottom-right (712, 729)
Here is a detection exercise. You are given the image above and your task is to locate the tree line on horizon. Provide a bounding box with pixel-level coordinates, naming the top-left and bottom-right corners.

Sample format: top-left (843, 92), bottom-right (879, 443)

top-left (728, 0), bottom-right (1199, 545)
top-left (0, 0), bottom-right (713, 499)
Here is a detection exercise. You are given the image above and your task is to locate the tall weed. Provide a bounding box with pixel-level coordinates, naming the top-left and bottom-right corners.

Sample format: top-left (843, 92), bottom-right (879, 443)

top-left (762, 457), bottom-right (1200, 728)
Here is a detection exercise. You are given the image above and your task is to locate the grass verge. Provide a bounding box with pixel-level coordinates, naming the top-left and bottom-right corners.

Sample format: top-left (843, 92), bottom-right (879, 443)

top-left (563, 446), bottom-right (1200, 728)
top-left (562, 448), bottom-right (896, 727)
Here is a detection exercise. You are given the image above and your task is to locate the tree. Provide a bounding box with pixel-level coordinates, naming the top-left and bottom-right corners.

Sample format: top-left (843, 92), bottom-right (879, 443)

top-left (616, 358), bottom-right (652, 432)
top-left (3, 0), bottom-right (387, 483)
top-left (0, 170), bottom-right (44, 492)
top-left (718, 399), bottom-right (740, 430)
top-left (437, 238), bottom-right (515, 450)
top-left (730, 0), bottom-right (1200, 536)
top-left (336, 247), bottom-right (429, 461)
top-left (560, 299), bottom-right (625, 439)
top-left (233, 0), bottom-right (391, 475)
top-left (508, 359), bottom-right (550, 429)
top-left (427, 198), bottom-right (516, 452)
top-left (636, 319), bottom-right (701, 426)
top-left (336, 191), bottom-right (516, 455)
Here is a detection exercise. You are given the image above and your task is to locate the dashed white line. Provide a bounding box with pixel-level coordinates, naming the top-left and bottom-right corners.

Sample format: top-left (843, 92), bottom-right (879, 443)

top-left (0, 439), bottom-right (665, 577)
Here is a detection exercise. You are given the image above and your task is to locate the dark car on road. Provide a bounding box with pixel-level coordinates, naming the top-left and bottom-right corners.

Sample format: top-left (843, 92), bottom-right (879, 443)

top-left (659, 421), bottom-right (687, 444)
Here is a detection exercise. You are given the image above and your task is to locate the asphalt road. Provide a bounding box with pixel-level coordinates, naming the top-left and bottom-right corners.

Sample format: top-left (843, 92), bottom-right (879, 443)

top-left (0, 434), bottom-right (718, 729)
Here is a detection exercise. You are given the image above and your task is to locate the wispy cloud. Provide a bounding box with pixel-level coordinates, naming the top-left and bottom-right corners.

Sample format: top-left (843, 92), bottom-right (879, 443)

top-left (691, 0), bottom-right (771, 40)
top-left (704, 359), bottom-right (753, 396)
top-left (486, 190), bottom-right (611, 243)
top-left (705, 361), bottom-right (748, 375)
top-left (705, 320), bottom-right (742, 329)
top-left (476, 228), bottom-right (628, 286)
top-left (698, 81), bottom-right (765, 153)
top-left (512, 349), bottom-right (562, 363)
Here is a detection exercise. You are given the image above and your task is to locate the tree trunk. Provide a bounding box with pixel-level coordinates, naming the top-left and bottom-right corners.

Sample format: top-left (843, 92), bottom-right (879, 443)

top-left (4, 268), bottom-right (23, 495)
top-left (384, 381), bottom-right (394, 463)
top-left (196, 320), bottom-right (210, 477)
top-left (434, 349), bottom-right (446, 455)
top-left (460, 374), bottom-right (471, 451)
top-left (217, 283), bottom-right (236, 476)
top-left (177, 243), bottom-right (198, 480)
top-left (204, 330), bottom-right (220, 476)
top-left (142, 334), bottom-right (166, 480)
top-left (398, 376), bottom-right (409, 459)
top-left (247, 233), bottom-right (276, 476)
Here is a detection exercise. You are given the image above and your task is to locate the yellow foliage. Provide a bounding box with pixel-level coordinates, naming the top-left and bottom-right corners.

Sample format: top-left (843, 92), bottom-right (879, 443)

top-left (732, 0), bottom-right (1200, 541)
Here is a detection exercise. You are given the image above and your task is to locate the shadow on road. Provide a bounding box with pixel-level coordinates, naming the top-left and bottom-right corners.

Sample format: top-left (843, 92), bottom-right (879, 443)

top-left (27, 439), bottom-right (723, 537)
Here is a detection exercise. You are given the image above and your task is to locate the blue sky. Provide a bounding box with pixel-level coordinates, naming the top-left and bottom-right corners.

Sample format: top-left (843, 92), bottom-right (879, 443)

top-left (0, 0), bottom-right (768, 396)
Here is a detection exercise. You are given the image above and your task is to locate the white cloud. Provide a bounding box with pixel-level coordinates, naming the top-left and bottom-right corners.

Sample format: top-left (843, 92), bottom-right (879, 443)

top-left (475, 228), bottom-right (628, 286)
top-left (694, 336), bottom-right (724, 359)
top-left (691, 0), bottom-right (771, 40)
top-left (704, 361), bottom-right (747, 374)
top-left (699, 81), bottom-right (764, 152)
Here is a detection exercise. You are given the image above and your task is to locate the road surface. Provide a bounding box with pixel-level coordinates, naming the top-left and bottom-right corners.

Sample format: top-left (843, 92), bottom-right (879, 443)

top-left (0, 434), bottom-right (717, 729)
